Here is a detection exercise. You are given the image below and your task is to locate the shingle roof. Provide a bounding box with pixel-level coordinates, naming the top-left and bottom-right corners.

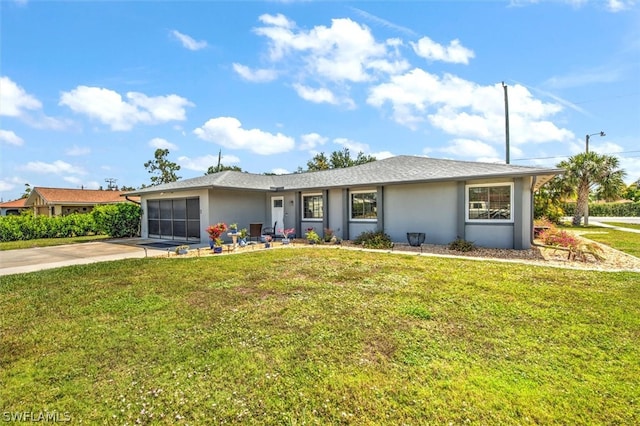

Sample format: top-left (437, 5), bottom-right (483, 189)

top-left (26, 187), bottom-right (134, 205)
top-left (126, 155), bottom-right (560, 195)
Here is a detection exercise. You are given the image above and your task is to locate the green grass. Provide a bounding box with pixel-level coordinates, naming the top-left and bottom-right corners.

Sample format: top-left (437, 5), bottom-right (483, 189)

top-left (578, 228), bottom-right (640, 258)
top-left (0, 234), bottom-right (111, 251)
top-left (2, 249), bottom-right (639, 424)
top-left (601, 221), bottom-right (640, 231)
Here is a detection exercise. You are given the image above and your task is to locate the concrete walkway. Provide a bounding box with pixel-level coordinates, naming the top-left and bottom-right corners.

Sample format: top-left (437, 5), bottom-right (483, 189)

top-left (0, 239), bottom-right (207, 277)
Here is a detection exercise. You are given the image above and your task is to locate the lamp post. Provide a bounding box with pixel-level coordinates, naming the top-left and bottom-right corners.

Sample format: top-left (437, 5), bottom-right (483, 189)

top-left (583, 131), bottom-right (605, 226)
top-left (585, 131), bottom-right (605, 154)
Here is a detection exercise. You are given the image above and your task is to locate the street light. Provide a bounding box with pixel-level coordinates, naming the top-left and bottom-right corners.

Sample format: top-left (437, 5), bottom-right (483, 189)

top-left (583, 130), bottom-right (605, 226)
top-left (585, 131), bottom-right (605, 153)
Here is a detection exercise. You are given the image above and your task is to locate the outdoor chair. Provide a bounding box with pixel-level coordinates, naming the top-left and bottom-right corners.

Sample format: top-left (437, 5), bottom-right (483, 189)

top-left (249, 223), bottom-right (263, 242)
top-left (262, 221), bottom-right (277, 241)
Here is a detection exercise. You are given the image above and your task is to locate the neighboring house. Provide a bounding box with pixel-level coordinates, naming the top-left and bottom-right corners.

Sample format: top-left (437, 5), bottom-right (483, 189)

top-left (24, 187), bottom-right (140, 217)
top-left (125, 155), bottom-right (560, 250)
top-left (0, 198), bottom-right (29, 216)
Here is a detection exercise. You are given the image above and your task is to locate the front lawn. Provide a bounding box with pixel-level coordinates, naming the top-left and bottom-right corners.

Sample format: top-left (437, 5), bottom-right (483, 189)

top-left (0, 234), bottom-right (111, 251)
top-left (578, 227), bottom-right (640, 258)
top-left (1, 249), bottom-right (638, 424)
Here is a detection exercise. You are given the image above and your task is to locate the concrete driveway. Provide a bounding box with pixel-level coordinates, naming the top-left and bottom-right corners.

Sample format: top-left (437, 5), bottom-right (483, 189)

top-left (0, 239), bottom-right (201, 276)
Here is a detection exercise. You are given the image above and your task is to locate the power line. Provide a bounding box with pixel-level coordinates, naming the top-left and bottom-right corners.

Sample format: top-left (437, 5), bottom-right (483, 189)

top-left (511, 150), bottom-right (640, 162)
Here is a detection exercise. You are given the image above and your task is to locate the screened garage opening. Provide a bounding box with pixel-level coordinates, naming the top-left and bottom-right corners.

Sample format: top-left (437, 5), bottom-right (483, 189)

top-left (147, 197), bottom-right (200, 241)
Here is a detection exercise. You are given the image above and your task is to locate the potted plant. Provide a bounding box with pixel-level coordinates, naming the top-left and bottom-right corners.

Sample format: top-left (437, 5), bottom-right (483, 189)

top-left (175, 244), bottom-right (190, 255)
top-left (238, 228), bottom-right (248, 247)
top-left (229, 223), bottom-right (238, 234)
top-left (305, 228), bottom-right (321, 245)
top-left (206, 222), bottom-right (227, 252)
top-left (279, 228), bottom-right (295, 244)
top-left (264, 234), bottom-right (272, 248)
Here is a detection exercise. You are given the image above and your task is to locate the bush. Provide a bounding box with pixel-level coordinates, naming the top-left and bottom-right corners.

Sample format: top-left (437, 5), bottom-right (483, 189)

top-left (448, 238), bottom-right (475, 252)
top-left (0, 212), bottom-right (99, 242)
top-left (353, 230), bottom-right (393, 250)
top-left (91, 203), bottom-right (142, 238)
top-left (562, 201), bottom-right (640, 217)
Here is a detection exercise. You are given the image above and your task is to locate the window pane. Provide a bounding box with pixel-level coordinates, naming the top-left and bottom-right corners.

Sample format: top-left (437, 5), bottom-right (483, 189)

top-left (187, 220), bottom-right (201, 239)
top-left (351, 192), bottom-right (377, 219)
top-left (173, 199), bottom-right (186, 220)
top-left (160, 200), bottom-right (173, 220)
top-left (147, 201), bottom-right (159, 219)
top-left (148, 220), bottom-right (160, 236)
top-left (273, 199), bottom-right (283, 208)
top-left (173, 220), bottom-right (186, 238)
top-left (159, 220), bottom-right (172, 237)
top-left (186, 198), bottom-right (200, 220)
top-left (303, 195), bottom-right (323, 219)
top-left (468, 185), bottom-right (511, 220)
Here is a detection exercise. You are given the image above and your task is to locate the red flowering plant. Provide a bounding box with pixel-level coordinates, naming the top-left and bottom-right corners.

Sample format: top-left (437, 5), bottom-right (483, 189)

top-left (278, 228), bottom-right (295, 239)
top-left (206, 222), bottom-right (227, 247)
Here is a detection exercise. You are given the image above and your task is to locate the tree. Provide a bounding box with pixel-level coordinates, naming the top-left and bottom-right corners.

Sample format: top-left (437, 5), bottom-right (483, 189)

top-left (306, 148), bottom-right (376, 171)
top-left (205, 164), bottom-right (242, 174)
top-left (623, 178), bottom-right (640, 202)
top-left (144, 149), bottom-right (181, 185)
top-left (556, 152), bottom-right (626, 226)
top-left (21, 183), bottom-right (32, 199)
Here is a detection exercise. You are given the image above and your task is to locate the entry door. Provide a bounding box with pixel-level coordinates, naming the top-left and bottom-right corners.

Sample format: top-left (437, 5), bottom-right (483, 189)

top-left (271, 196), bottom-right (284, 235)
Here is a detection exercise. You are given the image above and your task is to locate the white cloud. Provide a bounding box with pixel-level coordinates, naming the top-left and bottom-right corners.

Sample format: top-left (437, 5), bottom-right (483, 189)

top-left (232, 63), bottom-right (278, 83)
top-left (271, 168), bottom-right (290, 175)
top-left (178, 154), bottom-right (241, 172)
top-left (368, 69), bottom-right (574, 145)
top-left (439, 139), bottom-right (499, 159)
top-left (411, 36), bottom-right (475, 64)
top-left (170, 30), bottom-right (208, 51)
top-left (0, 76), bottom-right (42, 117)
top-left (254, 14), bottom-right (406, 83)
top-left (0, 176), bottom-right (25, 193)
top-left (293, 84), bottom-right (337, 104)
top-left (370, 150), bottom-right (394, 160)
top-left (0, 129), bottom-right (24, 146)
top-left (333, 137), bottom-right (369, 153)
top-left (59, 86), bottom-right (193, 131)
top-left (193, 116), bottom-right (295, 155)
top-left (21, 160), bottom-right (86, 175)
top-left (299, 133), bottom-right (328, 151)
top-left (148, 137), bottom-right (178, 151)
top-left (606, 0), bottom-right (635, 12)
top-left (65, 145), bottom-right (91, 156)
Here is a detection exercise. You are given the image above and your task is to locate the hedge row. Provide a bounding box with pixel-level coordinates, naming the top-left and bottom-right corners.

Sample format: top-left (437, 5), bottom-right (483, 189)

top-left (561, 201), bottom-right (640, 217)
top-left (0, 203), bottom-right (141, 242)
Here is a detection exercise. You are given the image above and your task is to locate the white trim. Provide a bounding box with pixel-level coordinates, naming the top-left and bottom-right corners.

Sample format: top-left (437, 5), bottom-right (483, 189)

top-left (465, 182), bottom-right (514, 223)
top-left (349, 189), bottom-right (378, 222)
top-left (302, 192), bottom-right (323, 220)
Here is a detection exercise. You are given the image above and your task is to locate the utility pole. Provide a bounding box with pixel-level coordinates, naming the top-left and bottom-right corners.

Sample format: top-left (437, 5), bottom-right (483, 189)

top-left (502, 82), bottom-right (510, 164)
top-left (216, 149), bottom-right (222, 173)
top-left (104, 178), bottom-right (117, 190)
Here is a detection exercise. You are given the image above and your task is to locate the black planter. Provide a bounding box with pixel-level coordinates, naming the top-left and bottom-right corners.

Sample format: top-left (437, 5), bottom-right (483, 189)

top-left (407, 232), bottom-right (425, 247)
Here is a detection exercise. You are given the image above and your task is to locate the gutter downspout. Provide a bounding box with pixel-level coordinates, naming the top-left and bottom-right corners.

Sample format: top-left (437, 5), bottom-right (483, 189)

top-left (530, 176), bottom-right (545, 248)
top-left (125, 195), bottom-right (141, 205)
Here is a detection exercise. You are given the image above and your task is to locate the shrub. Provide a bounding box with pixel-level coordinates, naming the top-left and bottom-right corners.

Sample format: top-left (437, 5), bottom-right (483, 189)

top-left (92, 203), bottom-right (142, 238)
top-left (448, 238), bottom-right (475, 252)
top-left (538, 228), bottom-right (605, 262)
top-left (353, 230), bottom-right (393, 249)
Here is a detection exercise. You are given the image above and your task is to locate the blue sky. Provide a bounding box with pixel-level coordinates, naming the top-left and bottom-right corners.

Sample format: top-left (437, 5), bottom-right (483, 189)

top-left (1, 0), bottom-right (638, 201)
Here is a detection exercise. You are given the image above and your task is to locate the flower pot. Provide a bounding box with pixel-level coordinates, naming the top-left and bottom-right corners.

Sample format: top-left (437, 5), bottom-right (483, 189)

top-left (238, 238), bottom-right (247, 247)
top-left (264, 243), bottom-right (271, 248)
top-left (213, 247), bottom-right (223, 254)
top-left (407, 232), bottom-right (425, 247)
top-left (177, 249), bottom-right (188, 255)
top-left (282, 238), bottom-right (290, 245)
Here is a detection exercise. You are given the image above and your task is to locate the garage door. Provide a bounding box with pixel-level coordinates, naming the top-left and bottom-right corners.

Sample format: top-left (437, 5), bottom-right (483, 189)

top-left (147, 197), bottom-right (200, 241)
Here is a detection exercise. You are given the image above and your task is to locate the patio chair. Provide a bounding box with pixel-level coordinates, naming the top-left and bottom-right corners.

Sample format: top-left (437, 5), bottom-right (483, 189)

top-left (262, 221), bottom-right (277, 240)
top-left (249, 223), bottom-right (263, 242)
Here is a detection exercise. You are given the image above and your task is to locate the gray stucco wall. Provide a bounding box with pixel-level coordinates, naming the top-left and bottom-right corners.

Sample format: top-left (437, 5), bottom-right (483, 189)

top-left (209, 189), bottom-right (267, 242)
top-left (384, 182), bottom-right (459, 245)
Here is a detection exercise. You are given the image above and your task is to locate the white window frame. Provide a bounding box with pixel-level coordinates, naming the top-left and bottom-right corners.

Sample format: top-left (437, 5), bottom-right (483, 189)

top-left (302, 193), bottom-right (323, 221)
top-left (466, 183), bottom-right (514, 223)
top-left (350, 189), bottom-right (378, 222)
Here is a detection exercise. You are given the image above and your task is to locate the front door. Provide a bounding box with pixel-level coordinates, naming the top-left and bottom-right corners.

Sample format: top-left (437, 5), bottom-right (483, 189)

top-left (271, 196), bottom-right (284, 236)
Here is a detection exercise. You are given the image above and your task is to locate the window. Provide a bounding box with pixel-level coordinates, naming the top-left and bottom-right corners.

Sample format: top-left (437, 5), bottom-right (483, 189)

top-left (467, 183), bottom-right (512, 221)
top-left (303, 194), bottom-right (323, 219)
top-left (351, 191), bottom-right (377, 220)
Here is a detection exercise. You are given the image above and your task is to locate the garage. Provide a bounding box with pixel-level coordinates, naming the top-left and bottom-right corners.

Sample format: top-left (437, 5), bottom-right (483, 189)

top-left (147, 197), bottom-right (200, 241)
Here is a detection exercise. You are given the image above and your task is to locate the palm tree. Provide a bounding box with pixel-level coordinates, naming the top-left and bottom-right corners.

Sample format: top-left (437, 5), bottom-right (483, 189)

top-left (557, 152), bottom-right (626, 226)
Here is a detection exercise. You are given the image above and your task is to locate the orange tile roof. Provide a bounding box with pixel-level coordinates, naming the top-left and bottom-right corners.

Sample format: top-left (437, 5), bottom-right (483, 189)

top-left (0, 198), bottom-right (28, 208)
top-left (31, 187), bottom-right (133, 204)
